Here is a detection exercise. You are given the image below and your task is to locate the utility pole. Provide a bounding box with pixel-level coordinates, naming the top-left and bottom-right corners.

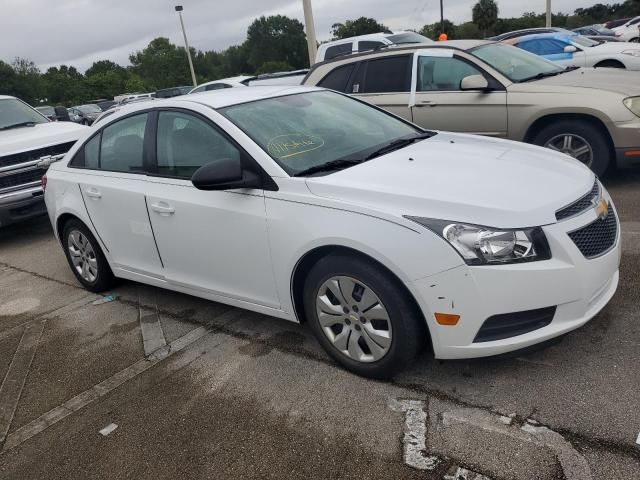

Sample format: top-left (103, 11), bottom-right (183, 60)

top-left (440, 0), bottom-right (444, 33)
top-left (546, 0), bottom-right (552, 27)
top-left (175, 5), bottom-right (197, 87)
top-left (302, 0), bottom-right (318, 66)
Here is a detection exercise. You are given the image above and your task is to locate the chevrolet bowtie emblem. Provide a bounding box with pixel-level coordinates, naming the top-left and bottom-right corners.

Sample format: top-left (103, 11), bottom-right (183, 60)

top-left (595, 199), bottom-right (609, 220)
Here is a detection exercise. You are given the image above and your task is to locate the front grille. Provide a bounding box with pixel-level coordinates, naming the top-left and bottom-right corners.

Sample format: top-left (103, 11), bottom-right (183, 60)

top-left (0, 168), bottom-right (46, 190)
top-left (473, 307), bottom-right (557, 343)
top-left (0, 141), bottom-right (76, 169)
top-left (568, 208), bottom-right (618, 259)
top-left (556, 180), bottom-right (600, 221)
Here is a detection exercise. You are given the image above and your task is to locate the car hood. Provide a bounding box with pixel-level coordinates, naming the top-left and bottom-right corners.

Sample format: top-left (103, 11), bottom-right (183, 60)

top-left (512, 67), bottom-right (640, 95)
top-left (0, 121), bottom-right (88, 157)
top-left (587, 40), bottom-right (640, 53)
top-left (305, 132), bottom-right (594, 229)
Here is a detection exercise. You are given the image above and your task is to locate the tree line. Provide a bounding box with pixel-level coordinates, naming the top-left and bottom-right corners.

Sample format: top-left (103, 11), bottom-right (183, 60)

top-left (1, 1), bottom-right (639, 107)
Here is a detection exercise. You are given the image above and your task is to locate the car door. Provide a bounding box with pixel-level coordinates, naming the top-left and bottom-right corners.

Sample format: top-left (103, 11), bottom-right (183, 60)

top-left (144, 109), bottom-right (280, 308)
top-left (74, 112), bottom-right (164, 278)
top-left (410, 52), bottom-right (508, 137)
top-left (350, 54), bottom-right (413, 121)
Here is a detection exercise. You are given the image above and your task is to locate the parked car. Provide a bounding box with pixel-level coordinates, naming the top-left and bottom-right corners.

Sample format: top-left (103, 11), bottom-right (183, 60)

top-left (316, 32), bottom-right (432, 63)
top-left (44, 86), bottom-right (619, 377)
top-left (67, 108), bottom-right (84, 124)
top-left (571, 25), bottom-right (621, 42)
top-left (506, 32), bottom-right (640, 70)
top-left (189, 71), bottom-right (309, 94)
top-left (303, 40), bottom-right (640, 175)
top-left (69, 104), bottom-right (102, 125)
top-left (35, 106), bottom-right (58, 121)
top-left (491, 27), bottom-right (618, 43)
top-left (604, 17), bottom-right (632, 29)
top-left (0, 95), bottom-right (87, 227)
top-left (155, 86), bottom-right (193, 98)
top-left (611, 16), bottom-right (640, 42)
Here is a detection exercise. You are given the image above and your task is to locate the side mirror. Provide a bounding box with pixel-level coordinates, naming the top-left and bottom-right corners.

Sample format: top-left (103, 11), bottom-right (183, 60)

top-left (460, 74), bottom-right (490, 91)
top-left (191, 157), bottom-right (262, 191)
top-left (564, 45), bottom-right (578, 53)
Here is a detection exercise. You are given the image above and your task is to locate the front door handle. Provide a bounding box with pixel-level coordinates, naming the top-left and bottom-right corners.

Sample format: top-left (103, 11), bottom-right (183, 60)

top-left (150, 202), bottom-right (175, 216)
top-left (416, 100), bottom-right (437, 108)
top-left (85, 188), bottom-right (102, 199)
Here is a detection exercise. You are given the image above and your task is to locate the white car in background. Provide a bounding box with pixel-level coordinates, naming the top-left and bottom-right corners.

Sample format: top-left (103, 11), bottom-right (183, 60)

top-left (612, 16), bottom-right (640, 42)
top-left (316, 31), bottom-right (433, 63)
top-left (508, 32), bottom-right (640, 69)
top-left (189, 71), bottom-right (308, 94)
top-left (44, 87), bottom-right (620, 378)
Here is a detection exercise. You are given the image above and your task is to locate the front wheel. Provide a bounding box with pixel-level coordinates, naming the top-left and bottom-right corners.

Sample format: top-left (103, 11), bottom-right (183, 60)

top-left (62, 219), bottom-right (115, 292)
top-left (303, 253), bottom-right (424, 378)
top-left (532, 120), bottom-right (612, 176)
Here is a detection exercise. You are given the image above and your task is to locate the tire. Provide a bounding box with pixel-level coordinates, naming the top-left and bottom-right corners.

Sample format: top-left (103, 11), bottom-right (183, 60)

top-left (531, 120), bottom-right (612, 177)
top-left (303, 253), bottom-right (424, 379)
top-left (594, 60), bottom-right (625, 69)
top-left (82, 119), bottom-right (89, 125)
top-left (62, 219), bottom-right (116, 292)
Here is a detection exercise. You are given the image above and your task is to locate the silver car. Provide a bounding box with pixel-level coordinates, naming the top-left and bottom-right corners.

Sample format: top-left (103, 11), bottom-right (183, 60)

top-left (303, 40), bottom-right (640, 176)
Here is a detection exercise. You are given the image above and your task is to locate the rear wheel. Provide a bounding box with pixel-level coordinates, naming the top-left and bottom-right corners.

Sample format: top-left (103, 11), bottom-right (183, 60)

top-left (594, 60), bottom-right (625, 69)
top-left (303, 253), bottom-right (423, 378)
top-left (62, 219), bottom-right (115, 292)
top-left (532, 120), bottom-right (612, 176)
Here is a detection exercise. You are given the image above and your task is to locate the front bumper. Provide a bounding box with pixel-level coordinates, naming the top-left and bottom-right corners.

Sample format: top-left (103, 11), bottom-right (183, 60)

top-left (408, 193), bottom-right (621, 360)
top-left (0, 186), bottom-right (47, 227)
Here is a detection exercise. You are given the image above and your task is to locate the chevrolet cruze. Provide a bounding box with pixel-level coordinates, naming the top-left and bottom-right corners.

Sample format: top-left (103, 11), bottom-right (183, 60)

top-left (44, 87), bottom-right (620, 378)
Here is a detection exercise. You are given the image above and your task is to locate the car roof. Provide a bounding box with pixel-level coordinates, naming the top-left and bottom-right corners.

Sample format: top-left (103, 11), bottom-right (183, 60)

top-left (0, 95), bottom-right (16, 100)
top-left (197, 76), bottom-right (253, 87)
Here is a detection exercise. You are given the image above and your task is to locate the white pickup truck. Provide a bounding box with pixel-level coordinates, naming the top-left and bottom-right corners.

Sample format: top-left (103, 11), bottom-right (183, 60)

top-left (0, 95), bottom-right (88, 227)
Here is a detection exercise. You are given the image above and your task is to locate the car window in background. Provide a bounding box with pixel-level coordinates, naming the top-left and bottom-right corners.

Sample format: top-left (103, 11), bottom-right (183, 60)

top-left (324, 43), bottom-right (352, 60)
top-left (77, 104), bottom-right (102, 114)
top-left (156, 111), bottom-right (240, 178)
top-left (519, 39), bottom-right (568, 55)
top-left (221, 91), bottom-right (419, 175)
top-left (317, 63), bottom-right (356, 92)
top-left (99, 113), bottom-right (148, 172)
top-left (387, 32), bottom-right (432, 44)
top-left (362, 55), bottom-right (412, 93)
top-left (471, 43), bottom-right (564, 82)
top-left (36, 106), bottom-right (55, 116)
top-left (205, 83), bottom-right (232, 91)
top-left (571, 35), bottom-right (599, 47)
top-left (358, 41), bottom-right (384, 51)
top-left (0, 98), bottom-right (49, 129)
top-left (417, 57), bottom-right (482, 91)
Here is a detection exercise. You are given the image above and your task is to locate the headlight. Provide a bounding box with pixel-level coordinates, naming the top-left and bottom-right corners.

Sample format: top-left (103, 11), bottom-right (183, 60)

top-left (623, 97), bottom-right (640, 117)
top-left (405, 217), bottom-right (551, 265)
top-left (622, 49), bottom-right (640, 57)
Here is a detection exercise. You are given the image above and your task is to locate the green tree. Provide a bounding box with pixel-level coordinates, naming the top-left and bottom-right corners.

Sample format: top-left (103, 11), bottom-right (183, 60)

top-left (419, 19), bottom-right (456, 40)
top-left (42, 65), bottom-right (86, 105)
top-left (245, 15), bottom-right (308, 71)
top-left (256, 60), bottom-right (293, 75)
top-left (331, 17), bottom-right (390, 39)
top-left (472, 0), bottom-right (499, 37)
top-left (129, 37), bottom-right (192, 89)
top-left (85, 60), bottom-right (124, 77)
top-left (0, 61), bottom-right (18, 99)
top-left (11, 58), bottom-right (43, 105)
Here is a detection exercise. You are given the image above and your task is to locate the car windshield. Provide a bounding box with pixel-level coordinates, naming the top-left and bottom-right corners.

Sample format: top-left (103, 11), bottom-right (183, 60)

top-left (471, 43), bottom-right (565, 82)
top-left (387, 32), bottom-right (432, 44)
top-left (0, 98), bottom-right (49, 129)
top-left (77, 104), bottom-right (101, 114)
top-left (221, 91), bottom-right (421, 176)
top-left (569, 34), bottom-right (600, 47)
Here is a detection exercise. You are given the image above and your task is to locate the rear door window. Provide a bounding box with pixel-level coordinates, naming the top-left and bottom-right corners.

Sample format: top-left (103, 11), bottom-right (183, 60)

top-left (317, 63), bottom-right (356, 92)
top-left (100, 114), bottom-right (148, 172)
top-left (361, 55), bottom-right (412, 93)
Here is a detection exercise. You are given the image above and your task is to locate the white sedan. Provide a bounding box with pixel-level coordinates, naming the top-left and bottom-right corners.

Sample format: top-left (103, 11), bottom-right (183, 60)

top-left (612, 16), bottom-right (640, 42)
top-left (44, 87), bottom-right (620, 377)
top-left (509, 32), bottom-right (640, 69)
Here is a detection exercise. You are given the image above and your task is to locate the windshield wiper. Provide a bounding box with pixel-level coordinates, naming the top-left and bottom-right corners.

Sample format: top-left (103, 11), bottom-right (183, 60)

top-left (294, 159), bottom-right (364, 177)
top-left (519, 65), bottom-right (580, 83)
top-left (0, 121), bottom-right (37, 131)
top-left (363, 131), bottom-right (435, 160)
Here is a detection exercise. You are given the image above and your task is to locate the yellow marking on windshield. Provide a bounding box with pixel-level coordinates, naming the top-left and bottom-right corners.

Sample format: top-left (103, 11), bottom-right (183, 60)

top-left (267, 134), bottom-right (325, 160)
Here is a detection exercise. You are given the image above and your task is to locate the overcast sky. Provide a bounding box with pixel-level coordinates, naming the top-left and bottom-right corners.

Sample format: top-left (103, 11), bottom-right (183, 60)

top-left (2, 0), bottom-right (605, 72)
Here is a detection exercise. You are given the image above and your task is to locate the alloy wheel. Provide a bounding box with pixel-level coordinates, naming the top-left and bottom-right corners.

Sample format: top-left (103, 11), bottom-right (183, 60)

top-left (544, 133), bottom-right (594, 167)
top-left (68, 230), bottom-right (98, 283)
top-left (315, 276), bottom-right (392, 363)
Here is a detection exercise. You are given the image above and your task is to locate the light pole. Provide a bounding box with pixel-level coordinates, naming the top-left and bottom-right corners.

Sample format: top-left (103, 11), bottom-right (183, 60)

top-left (440, 0), bottom-right (444, 34)
top-left (302, 0), bottom-right (318, 66)
top-left (175, 5), bottom-right (197, 87)
top-left (546, 0), bottom-right (552, 27)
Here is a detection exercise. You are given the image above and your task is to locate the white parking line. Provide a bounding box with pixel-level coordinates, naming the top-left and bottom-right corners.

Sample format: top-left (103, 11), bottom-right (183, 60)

top-left (0, 321), bottom-right (46, 447)
top-left (1, 320), bottom-right (214, 452)
top-left (388, 399), bottom-right (439, 471)
top-left (138, 288), bottom-right (167, 359)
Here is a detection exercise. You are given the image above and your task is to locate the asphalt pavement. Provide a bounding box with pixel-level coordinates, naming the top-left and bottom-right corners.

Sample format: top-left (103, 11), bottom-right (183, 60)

top-left (0, 171), bottom-right (639, 480)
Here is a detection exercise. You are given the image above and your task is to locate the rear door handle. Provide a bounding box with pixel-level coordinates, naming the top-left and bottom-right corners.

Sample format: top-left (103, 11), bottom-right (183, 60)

top-left (416, 100), bottom-right (437, 108)
top-left (150, 202), bottom-right (175, 216)
top-left (85, 188), bottom-right (102, 199)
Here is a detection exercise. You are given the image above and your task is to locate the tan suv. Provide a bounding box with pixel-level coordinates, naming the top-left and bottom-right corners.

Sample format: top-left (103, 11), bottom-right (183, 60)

top-left (303, 40), bottom-right (640, 176)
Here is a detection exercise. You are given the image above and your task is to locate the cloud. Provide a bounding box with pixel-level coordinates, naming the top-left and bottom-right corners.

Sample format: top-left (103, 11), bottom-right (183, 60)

top-left (1, 0), bottom-right (604, 72)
